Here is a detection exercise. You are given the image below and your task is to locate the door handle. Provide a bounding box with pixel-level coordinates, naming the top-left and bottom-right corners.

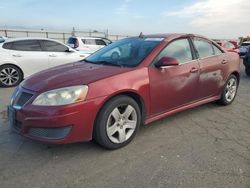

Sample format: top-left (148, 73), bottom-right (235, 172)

top-left (221, 60), bottom-right (228, 64)
top-left (12, 54), bottom-right (22, 57)
top-left (190, 67), bottom-right (199, 73)
top-left (49, 54), bottom-right (57, 57)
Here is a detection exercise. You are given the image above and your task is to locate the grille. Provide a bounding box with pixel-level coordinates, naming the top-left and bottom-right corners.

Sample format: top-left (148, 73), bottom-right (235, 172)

top-left (12, 88), bottom-right (34, 108)
top-left (28, 126), bottom-right (72, 140)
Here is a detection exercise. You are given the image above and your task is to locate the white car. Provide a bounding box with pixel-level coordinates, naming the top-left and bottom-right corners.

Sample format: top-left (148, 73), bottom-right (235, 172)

top-left (0, 38), bottom-right (85, 87)
top-left (0, 36), bottom-right (7, 43)
top-left (67, 36), bottom-right (112, 54)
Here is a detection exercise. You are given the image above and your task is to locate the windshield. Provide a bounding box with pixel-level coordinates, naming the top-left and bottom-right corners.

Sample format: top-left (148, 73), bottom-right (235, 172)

top-left (84, 37), bottom-right (162, 67)
top-left (0, 37), bottom-right (5, 43)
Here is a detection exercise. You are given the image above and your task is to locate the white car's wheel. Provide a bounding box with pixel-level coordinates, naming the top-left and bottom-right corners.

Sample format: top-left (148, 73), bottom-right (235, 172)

top-left (0, 65), bottom-right (23, 87)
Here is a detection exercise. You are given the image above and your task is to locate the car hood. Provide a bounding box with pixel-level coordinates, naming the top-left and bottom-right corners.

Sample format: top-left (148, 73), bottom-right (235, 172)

top-left (21, 61), bottom-right (131, 92)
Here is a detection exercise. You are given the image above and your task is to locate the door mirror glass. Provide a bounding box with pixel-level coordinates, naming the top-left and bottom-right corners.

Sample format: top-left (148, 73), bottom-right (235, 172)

top-left (155, 57), bottom-right (179, 68)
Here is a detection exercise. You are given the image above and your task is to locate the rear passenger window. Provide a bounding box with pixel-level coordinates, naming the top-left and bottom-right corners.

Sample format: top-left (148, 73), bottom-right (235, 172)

top-left (212, 44), bottom-right (223, 55)
top-left (95, 39), bottom-right (106, 46)
top-left (193, 38), bottom-right (214, 58)
top-left (43, 40), bottom-right (68, 52)
top-left (13, 40), bottom-right (42, 51)
top-left (83, 39), bottom-right (95, 45)
top-left (154, 39), bottom-right (193, 64)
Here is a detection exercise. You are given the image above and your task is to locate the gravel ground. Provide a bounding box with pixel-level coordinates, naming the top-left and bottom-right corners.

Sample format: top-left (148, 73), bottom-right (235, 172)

top-left (0, 61), bottom-right (249, 188)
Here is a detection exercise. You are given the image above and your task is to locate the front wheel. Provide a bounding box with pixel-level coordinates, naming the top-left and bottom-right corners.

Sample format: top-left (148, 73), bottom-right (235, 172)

top-left (218, 75), bottom-right (238, 105)
top-left (0, 65), bottom-right (23, 87)
top-left (94, 95), bottom-right (141, 150)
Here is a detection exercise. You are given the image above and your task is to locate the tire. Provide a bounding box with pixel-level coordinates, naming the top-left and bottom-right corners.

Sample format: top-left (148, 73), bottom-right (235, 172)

top-left (218, 75), bottom-right (238, 105)
top-left (245, 67), bottom-right (250, 76)
top-left (0, 64), bottom-right (23, 87)
top-left (94, 95), bottom-right (141, 150)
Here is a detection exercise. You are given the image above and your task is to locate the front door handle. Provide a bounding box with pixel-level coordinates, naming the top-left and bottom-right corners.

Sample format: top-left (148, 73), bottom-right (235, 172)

top-left (221, 60), bottom-right (228, 64)
top-left (190, 67), bottom-right (199, 73)
top-left (12, 54), bottom-right (22, 57)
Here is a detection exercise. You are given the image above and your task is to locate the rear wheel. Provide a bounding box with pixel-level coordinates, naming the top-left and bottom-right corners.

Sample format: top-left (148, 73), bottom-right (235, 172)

top-left (94, 95), bottom-right (141, 150)
top-left (0, 65), bottom-right (23, 87)
top-left (218, 75), bottom-right (238, 105)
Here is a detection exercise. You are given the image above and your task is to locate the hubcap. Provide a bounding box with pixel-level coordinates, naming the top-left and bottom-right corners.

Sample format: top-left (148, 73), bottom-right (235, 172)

top-left (106, 104), bottom-right (137, 144)
top-left (225, 78), bottom-right (237, 102)
top-left (0, 67), bottom-right (19, 86)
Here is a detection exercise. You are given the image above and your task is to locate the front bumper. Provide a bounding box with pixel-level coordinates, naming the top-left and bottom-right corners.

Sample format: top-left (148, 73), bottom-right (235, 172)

top-left (9, 96), bottom-right (106, 144)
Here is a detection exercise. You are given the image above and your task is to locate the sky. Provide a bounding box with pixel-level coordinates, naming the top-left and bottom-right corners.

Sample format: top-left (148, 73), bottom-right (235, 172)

top-left (0, 0), bottom-right (250, 39)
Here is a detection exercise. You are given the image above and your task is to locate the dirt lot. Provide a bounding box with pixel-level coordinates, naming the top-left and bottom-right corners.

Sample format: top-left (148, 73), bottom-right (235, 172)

top-left (0, 62), bottom-right (249, 188)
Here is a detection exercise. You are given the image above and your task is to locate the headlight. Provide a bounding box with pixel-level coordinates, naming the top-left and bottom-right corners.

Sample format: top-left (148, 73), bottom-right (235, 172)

top-left (32, 85), bottom-right (88, 106)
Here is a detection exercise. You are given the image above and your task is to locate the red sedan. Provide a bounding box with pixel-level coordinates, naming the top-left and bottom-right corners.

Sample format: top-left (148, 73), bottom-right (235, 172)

top-left (8, 34), bottom-right (240, 149)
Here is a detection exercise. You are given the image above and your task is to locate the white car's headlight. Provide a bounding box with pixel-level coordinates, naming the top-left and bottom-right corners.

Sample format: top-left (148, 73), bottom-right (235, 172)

top-left (32, 85), bottom-right (88, 106)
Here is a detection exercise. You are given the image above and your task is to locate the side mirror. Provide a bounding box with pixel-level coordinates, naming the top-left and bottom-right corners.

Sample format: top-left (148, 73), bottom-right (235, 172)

top-left (155, 57), bottom-right (179, 68)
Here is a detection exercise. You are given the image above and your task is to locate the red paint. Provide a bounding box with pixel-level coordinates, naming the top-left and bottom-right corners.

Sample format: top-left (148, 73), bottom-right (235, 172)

top-left (14, 33), bottom-right (240, 144)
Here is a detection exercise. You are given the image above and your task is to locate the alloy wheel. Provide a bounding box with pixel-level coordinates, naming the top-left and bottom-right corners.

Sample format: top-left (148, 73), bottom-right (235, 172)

top-left (106, 104), bottom-right (137, 144)
top-left (225, 77), bottom-right (237, 102)
top-left (0, 67), bottom-right (20, 86)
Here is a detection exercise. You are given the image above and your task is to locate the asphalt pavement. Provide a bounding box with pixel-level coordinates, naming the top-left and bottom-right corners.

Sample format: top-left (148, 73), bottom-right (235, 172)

top-left (0, 61), bottom-right (249, 188)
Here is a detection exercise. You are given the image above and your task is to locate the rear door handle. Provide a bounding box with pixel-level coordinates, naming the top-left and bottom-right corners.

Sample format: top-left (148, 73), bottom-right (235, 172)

top-left (221, 60), bottom-right (228, 64)
top-left (190, 67), bottom-right (199, 73)
top-left (12, 54), bottom-right (22, 57)
top-left (49, 54), bottom-right (57, 57)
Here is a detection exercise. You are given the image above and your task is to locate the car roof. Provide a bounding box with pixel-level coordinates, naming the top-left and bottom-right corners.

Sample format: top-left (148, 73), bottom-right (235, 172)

top-left (70, 36), bottom-right (108, 40)
top-left (128, 33), bottom-right (211, 41)
top-left (3, 37), bottom-right (60, 43)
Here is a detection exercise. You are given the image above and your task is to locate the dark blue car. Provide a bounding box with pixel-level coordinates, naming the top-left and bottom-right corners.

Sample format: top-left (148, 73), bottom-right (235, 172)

top-left (243, 46), bottom-right (250, 76)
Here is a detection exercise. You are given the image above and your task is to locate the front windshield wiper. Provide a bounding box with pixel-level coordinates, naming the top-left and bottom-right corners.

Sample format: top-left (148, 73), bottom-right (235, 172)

top-left (96, 61), bottom-right (123, 67)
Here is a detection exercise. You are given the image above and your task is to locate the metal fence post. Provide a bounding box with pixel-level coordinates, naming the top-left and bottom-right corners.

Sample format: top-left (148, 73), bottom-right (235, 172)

top-left (4, 30), bottom-right (7, 37)
top-left (63, 33), bottom-right (65, 43)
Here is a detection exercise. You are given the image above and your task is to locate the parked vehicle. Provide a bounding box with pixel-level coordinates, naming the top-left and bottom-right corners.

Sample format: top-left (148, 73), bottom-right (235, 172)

top-left (216, 40), bottom-right (239, 53)
top-left (8, 34), bottom-right (240, 149)
top-left (0, 36), bottom-right (7, 43)
top-left (243, 45), bottom-right (250, 76)
top-left (67, 36), bottom-right (112, 54)
top-left (0, 38), bottom-right (85, 87)
top-left (239, 41), bottom-right (250, 57)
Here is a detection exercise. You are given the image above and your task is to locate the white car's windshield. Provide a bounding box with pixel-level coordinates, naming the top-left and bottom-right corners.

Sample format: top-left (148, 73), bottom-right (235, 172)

top-left (84, 37), bottom-right (163, 67)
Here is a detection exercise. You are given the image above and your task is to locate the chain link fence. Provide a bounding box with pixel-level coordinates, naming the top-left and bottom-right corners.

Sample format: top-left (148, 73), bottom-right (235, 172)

top-left (0, 28), bottom-right (130, 43)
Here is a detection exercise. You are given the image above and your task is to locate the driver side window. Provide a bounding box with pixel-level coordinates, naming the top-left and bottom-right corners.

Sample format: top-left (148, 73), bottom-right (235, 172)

top-left (154, 38), bottom-right (193, 64)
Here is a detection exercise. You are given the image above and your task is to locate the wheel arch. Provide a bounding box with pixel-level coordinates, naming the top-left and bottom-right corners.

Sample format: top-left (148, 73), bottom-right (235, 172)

top-left (230, 71), bottom-right (240, 83)
top-left (0, 63), bottom-right (24, 79)
top-left (92, 90), bottom-right (147, 138)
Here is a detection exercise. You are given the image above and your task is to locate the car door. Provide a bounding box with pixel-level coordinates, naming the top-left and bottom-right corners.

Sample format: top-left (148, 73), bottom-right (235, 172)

top-left (9, 40), bottom-right (49, 77)
top-left (41, 40), bottom-right (82, 68)
top-left (192, 37), bottom-right (225, 99)
top-left (148, 38), bottom-right (200, 116)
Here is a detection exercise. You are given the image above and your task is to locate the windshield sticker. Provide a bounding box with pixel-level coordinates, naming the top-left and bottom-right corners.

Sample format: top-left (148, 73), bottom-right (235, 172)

top-left (144, 38), bottom-right (164, 41)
